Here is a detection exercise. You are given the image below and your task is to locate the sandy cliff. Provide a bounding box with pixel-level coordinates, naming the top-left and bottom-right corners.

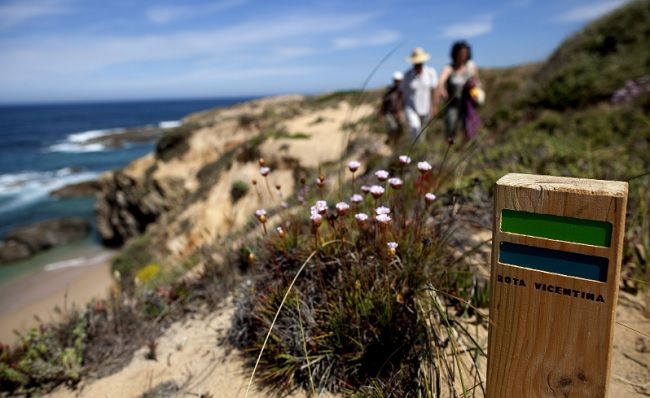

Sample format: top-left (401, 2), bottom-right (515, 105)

top-left (95, 94), bottom-right (383, 269)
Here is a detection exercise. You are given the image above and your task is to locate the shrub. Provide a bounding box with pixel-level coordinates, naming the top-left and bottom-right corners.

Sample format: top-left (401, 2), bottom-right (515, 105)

top-left (238, 114), bottom-right (258, 128)
top-left (111, 235), bottom-right (155, 293)
top-left (230, 180), bottom-right (250, 204)
top-left (0, 312), bottom-right (87, 391)
top-left (531, 0), bottom-right (650, 109)
top-left (135, 263), bottom-right (162, 286)
top-left (228, 149), bottom-right (488, 395)
top-left (155, 123), bottom-right (198, 162)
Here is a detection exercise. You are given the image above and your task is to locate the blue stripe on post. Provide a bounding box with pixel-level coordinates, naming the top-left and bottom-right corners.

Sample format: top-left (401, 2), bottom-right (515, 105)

top-left (499, 242), bottom-right (608, 282)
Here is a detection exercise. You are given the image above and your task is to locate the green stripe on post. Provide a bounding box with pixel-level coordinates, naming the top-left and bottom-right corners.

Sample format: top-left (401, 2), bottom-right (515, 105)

top-left (501, 209), bottom-right (612, 247)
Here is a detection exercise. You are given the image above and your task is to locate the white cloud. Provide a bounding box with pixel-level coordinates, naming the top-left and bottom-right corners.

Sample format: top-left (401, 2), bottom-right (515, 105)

top-left (332, 30), bottom-right (400, 49)
top-left (0, 0), bottom-right (70, 28)
top-left (553, 0), bottom-right (628, 23)
top-left (146, 0), bottom-right (246, 24)
top-left (0, 13), bottom-right (376, 73)
top-left (0, 11), bottom-right (379, 100)
top-left (442, 14), bottom-right (494, 39)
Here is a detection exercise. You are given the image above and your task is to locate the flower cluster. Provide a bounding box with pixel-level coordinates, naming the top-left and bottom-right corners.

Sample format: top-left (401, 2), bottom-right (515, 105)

top-left (387, 241), bottom-right (398, 256)
top-left (252, 157), bottom-right (439, 254)
top-left (348, 160), bottom-right (361, 172)
top-left (375, 206), bottom-right (390, 215)
top-left (369, 185), bottom-right (385, 198)
top-left (375, 170), bottom-right (389, 182)
top-left (336, 201), bottom-right (350, 215)
top-left (399, 155), bottom-right (411, 165)
top-left (255, 208), bottom-right (267, 223)
top-left (417, 161), bottom-right (432, 173)
top-left (375, 213), bottom-right (391, 224)
top-left (312, 200), bottom-right (328, 214)
top-left (611, 76), bottom-right (650, 104)
top-left (388, 177), bottom-right (403, 189)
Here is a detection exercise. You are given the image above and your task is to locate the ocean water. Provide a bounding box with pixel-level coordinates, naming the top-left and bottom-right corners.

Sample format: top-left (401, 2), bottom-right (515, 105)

top-left (0, 98), bottom-right (252, 239)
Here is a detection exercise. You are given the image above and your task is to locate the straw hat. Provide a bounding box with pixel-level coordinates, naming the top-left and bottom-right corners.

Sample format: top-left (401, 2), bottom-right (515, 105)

top-left (392, 71), bottom-right (404, 81)
top-left (407, 47), bottom-right (430, 64)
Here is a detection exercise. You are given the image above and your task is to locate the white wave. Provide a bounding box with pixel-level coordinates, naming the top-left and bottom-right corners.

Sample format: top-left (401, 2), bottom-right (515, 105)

top-left (49, 120), bottom-right (174, 153)
top-left (68, 128), bottom-right (123, 143)
top-left (44, 252), bottom-right (113, 271)
top-left (158, 120), bottom-right (181, 129)
top-left (0, 168), bottom-right (99, 213)
top-left (43, 258), bottom-right (87, 271)
top-left (47, 143), bottom-right (106, 153)
top-left (45, 127), bottom-right (125, 153)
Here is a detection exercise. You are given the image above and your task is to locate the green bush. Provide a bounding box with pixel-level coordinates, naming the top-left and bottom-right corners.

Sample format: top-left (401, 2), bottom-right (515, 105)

top-left (155, 123), bottom-right (198, 162)
top-left (532, 0), bottom-right (650, 109)
top-left (228, 145), bottom-right (488, 395)
top-left (230, 180), bottom-right (250, 203)
top-left (111, 235), bottom-right (155, 293)
top-left (0, 313), bottom-right (87, 391)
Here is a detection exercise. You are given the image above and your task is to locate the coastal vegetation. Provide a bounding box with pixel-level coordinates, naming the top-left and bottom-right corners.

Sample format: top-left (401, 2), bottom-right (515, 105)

top-left (1, 1), bottom-right (649, 395)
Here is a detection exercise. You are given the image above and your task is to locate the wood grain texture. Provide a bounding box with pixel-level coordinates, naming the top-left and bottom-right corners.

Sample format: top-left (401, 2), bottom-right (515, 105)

top-left (487, 173), bottom-right (628, 397)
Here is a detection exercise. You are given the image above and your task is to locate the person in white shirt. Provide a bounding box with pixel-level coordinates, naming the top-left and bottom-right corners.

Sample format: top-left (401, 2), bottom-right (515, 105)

top-left (399, 47), bottom-right (438, 140)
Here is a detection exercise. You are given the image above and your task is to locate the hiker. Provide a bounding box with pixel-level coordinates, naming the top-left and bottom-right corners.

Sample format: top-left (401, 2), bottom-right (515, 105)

top-left (379, 71), bottom-right (404, 144)
top-left (434, 40), bottom-right (483, 145)
top-left (399, 48), bottom-right (438, 140)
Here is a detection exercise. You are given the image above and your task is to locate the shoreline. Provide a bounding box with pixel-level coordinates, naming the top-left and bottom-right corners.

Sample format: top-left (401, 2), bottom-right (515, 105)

top-left (0, 248), bottom-right (115, 345)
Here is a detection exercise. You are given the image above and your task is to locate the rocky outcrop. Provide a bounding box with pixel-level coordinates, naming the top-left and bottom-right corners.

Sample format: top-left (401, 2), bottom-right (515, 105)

top-left (0, 218), bottom-right (90, 264)
top-left (93, 95), bottom-right (384, 262)
top-left (89, 126), bottom-right (165, 149)
top-left (93, 96), bottom-right (304, 250)
top-left (50, 180), bottom-right (101, 198)
top-left (95, 167), bottom-right (186, 247)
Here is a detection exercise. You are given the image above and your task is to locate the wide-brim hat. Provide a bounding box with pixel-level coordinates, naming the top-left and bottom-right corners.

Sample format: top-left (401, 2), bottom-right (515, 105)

top-left (406, 47), bottom-right (430, 64)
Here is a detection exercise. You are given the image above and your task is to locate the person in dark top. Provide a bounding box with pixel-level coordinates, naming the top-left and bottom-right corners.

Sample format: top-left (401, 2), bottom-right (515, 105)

top-left (379, 71), bottom-right (404, 144)
top-left (434, 41), bottom-right (483, 145)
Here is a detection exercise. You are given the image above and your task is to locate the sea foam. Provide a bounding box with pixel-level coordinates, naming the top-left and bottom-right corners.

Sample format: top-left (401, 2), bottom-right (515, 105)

top-left (68, 128), bottom-right (122, 143)
top-left (0, 168), bottom-right (98, 214)
top-left (158, 120), bottom-right (181, 129)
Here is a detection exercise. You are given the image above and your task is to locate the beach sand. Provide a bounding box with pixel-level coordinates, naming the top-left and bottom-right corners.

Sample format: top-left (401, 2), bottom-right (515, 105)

top-left (0, 251), bottom-right (114, 344)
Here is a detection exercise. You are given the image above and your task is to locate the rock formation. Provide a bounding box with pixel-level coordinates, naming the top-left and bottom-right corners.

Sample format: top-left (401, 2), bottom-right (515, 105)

top-left (0, 217), bottom-right (91, 264)
top-left (93, 94), bottom-right (387, 261)
top-left (50, 180), bottom-right (101, 198)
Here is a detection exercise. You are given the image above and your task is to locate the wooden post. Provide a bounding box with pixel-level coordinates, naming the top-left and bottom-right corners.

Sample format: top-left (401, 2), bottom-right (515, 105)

top-left (487, 173), bottom-right (628, 397)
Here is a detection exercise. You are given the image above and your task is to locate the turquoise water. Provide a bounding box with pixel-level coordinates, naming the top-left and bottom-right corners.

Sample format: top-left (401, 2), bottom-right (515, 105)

top-left (0, 236), bottom-right (107, 284)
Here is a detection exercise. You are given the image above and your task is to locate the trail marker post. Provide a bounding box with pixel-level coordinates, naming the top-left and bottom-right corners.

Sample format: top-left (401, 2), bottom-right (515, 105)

top-left (487, 173), bottom-right (628, 397)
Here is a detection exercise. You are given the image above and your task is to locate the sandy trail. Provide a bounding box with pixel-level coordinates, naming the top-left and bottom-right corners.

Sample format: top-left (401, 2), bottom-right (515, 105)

top-left (49, 303), bottom-right (316, 398)
top-left (45, 291), bottom-right (649, 398)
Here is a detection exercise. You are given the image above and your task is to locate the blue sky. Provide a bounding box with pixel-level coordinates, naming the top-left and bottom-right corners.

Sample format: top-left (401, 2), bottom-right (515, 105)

top-left (0, 0), bottom-right (631, 103)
